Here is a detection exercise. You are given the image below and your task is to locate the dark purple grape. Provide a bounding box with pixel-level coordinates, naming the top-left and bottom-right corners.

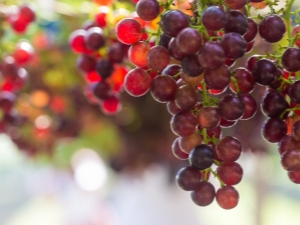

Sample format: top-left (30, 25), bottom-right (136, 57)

top-left (151, 75), bottom-right (177, 102)
top-left (204, 64), bottom-right (230, 90)
top-left (229, 67), bottom-right (255, 93)
top-left (288, 170), bottom-right (300, 184)
top-left (279, 135), bottom-right (300, 155)
top-left (174, 85), bottom-right (198, 110)
top-left (159, 33), bottom-right (172, 49)
top-left (0, 92), bottom-right (15, 113)
top-left (239, 93), bottom-right (257, 120)
top-left (269, 68), bottom-right (283, 90)
top-left (292, 121), bottom-right (300, 142)
top-left (107, 42), bottom-right (127, 64)
top-left (217, 162), bottom-right (243, 185)
top-left (76, 55), bottom-right (96, 73)
top-left (216, 186), bottom-right (239, 209)
top-left (95, 59), bottom-right (114, 79)
top-left (172, 138), bottom-right (189, 160)
top-left (182, 54), bottom-right (204, 77)
top-left (289, 81), bottom-right (300, 103)
top-left (281, 48), bottom-right (300, 72)
top-left (189, 144), bottom-right (214, 170)
top-left (220, 117), bottom-right (237, 128)
top-left (262, 118), bottom-right (287, 143)
top-left (218, 94), bottom-right (245, 121)
top-left (85, 27), bottom-right (106, 50)
top-left (281, 149), bottom-right (300, 171)
top-left (136, 0), bottom-right (160, 21)
top-left (168, 38), bottom-right (187, 60)
top-left (221, 32), bottom-right (247, 59)
top-left (245, 40), bottom-right (255, 53)
top-left (93, 81), bottom-right (112, 100)
top-left (162, 64), bottom-right (181, 76)
top-left (243, 18), bottom-right (258, 42)
top-left (167, 100), bottom-right (182, 115)
top-left (176, 166), bottom-right (202, 190)
top-left (148, 45), bottom-right (170, 71)
top-left (261, 91), bottom-right (289, 118)
top-left (252, 59), bottom-right (277, 85)
top-left (170, 110), bottom-right (198, 137)
top-left (1, 56), bottom-right (19, 80)
top-left (191, 181), bottom-right (215, 206)
top-left (246, 54), bottom-right (260, 71)
top-left (198, 106), bottom-right (221, 129)
top-left (216, 136), bottom-right (242, 162)
top-left (176, 27), bottom-right (202, 55)
top-left (224, 10), bottom-right (248, 35)
top-left (201, 6), bottom-right (226, 31)
top-left (198, 41), bottom-right (225, 69)
top-left (160, 10), bottom-right (189, 37)
top-left (259, 14), bottom-right (286, 43)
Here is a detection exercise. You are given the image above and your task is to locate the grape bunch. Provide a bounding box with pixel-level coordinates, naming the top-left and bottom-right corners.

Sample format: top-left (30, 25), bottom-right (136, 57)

top-left (110, 0), bottom-right (300, 209)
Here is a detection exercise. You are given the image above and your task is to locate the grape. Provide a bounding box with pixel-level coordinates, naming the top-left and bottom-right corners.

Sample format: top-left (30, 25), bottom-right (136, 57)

top-left (288, 170), bottom-right (300, 184)
top-left (201, 6), bottom-right (226, 31)
top-left (0, 92), bottom-right (16, 113)
top-left (220, 118), bottom-right (237, 128)
top-left (268, 69), bottom-right (284, 90)
top-left (172, 138), bottom-right (189, 160)
top-left (128, 41), bottom-right (150, 67)
top-left (243, 18), bottom-right (258, 42)
top-left (191, 181), bottom-right (215, 206)
top-left (204, 64), bottom-right (231, 90)
top-left (181, 72), bottom-right (203, 86)
top-left (162, 64), bottom-right (181, 77)
top-left (239, 93), bottom-right (257, 120)
top-left (292, 121), bottom-right (300, 142)
top-left (182, 54), bottom-right (204, 77)
top-left (225, 0), bottom-right (247, 9)
top-left (85, 27), bottom-right (106, 50)
top-left (101, 95), bottom-right (122, 115)
top-left (281, 48), bottom-right (300, 72)
top-left (289, 81), bottom-right (300, 103)
top-left (229, 67), bottom-right (255, 93)
top-left (151, 75), bottom-right (177, 102)
top-left (167, 100), bottom-right (182, 115)
top-left (207, 126), bottom-right (222, 139)
top-left (261, 91), bottom-right (289, 118)
top-left (107, 42), bottom-right (127, 64)
top-left (176, 166), bottom-right (202, 191)
top-left (174, 85), bottom-right (198, 110)
top-left (252, 59), bottom-right (277, 85)
top-left (262, 118), bottom-right (287, 143)
top-left (279, 135), bottom-right (300, 155)
top-left (76, 55), bottom-right (96, 73)
top-left (179, 133), bottom-right (203, 154)
top-left (216, 136), bottom-right (242, 162)
top-left (246, 54), bottom-right (260, 71)
top-left (19, 4), bottom-right (36, 23)
top-left (224, 10), bottom-right (248, 35)
top-left (95, 59), bottom-right (114, 79)
top-left (259, 15), bottom-right (286, 43)
top-left (221, 33), bottom-right (247, 59)
top-left (69, 29), bottom-right (92, 54)
top-left (136, 0), bottom-right (160, 21)
top-left (1, 56), bottom-right (19, 80)
top-left (159, 33), bottom-right (172, 49)
top-left (170, 110), bottom-right (198, 137)
top-left (189, 144), bottom-right (214, 170)
top-left (292, 25), bottom-right (300, 47)
top-left (198, 106), bottom-right (221, 129)
top-left (160, 10), bottom-right (190, 37)
top-left (246, 40), bottom-right (255, 53)
top-left (168, 38), bottom-right (187, 60)
top-left (93, 81), bottom-right (112, 100)
top-left (147, 46), bottom-right (170, 71)
top-left (250, 1), bottom-right (267, 9)
top-left (176, 27), bottom-right (202, 55)
top-left (217, 162), bottom-right (243, 185)
top-left (95, 12), bottom-right (107, 28)
top-left (216, 186), bottom-right (239, 209)
top-left (13, 41), bottom-right (34, 65)
top-left (124, 68), bottom-right (151, 97)
top-left (115, 19), bottom-right (143, 45)
top-left (198, 41), bottom-right (225, 69)
top-left (281, 149), bottom-right (300, 171)
top-left (218, 94), bottom-right (245, 121)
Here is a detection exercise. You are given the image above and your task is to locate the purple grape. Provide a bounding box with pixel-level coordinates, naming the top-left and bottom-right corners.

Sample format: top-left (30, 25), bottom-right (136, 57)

top-left (221, 32), bottom-right (247, 59)
top-left (259, 14), bottom-right (286, 43)
top-left (281, 48), bottom-right (300, 72)
top-left (176, 166), bottom-right (202, 191)
top-left (198, 41), bottom-right (225, 69)
top-left (170, 110), bottom-right (198, 137)
top-left (161, 10), bottom-right (190, 37)
top-left (252, 59), bottom-right (277, 85)
top-left (189, 144), bottom-right (214, 170)
top-left (201, 6), bottom-right (226, 31)
top-left (262, 118), bottom-right (287, 143)
top-left (224, 10), bottom-right (248, 35)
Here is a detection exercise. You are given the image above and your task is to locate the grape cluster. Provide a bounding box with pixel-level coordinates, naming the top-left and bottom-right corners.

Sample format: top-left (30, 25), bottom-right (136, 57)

top-left (111, 0), bottom-right (300, 209)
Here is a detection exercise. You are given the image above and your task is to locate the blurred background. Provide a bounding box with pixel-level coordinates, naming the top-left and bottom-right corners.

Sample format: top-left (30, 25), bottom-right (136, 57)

top-left (0, 0), bottom-right (300, 225)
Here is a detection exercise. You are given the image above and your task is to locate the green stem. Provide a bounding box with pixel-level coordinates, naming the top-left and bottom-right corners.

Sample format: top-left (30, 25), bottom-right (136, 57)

top-left (231, 77), bottom-right (241, 94)
top-left (209, 168), bottom-right (225, 187)
top-left (202, 128), bottom-right (208, 144)
top-left (202, 80), bottom-right (209, 106)
top-left (280, 106), bottom-right (300, 118)
top-left (285, 0), bottom-right (296, 46)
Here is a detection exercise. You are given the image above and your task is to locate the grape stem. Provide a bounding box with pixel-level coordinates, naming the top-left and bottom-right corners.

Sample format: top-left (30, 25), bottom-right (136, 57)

top-left (201, 80), bottom-right (209, 106)
top-left (209, 168), bottom-right (225, 187)
top-left (280, 106), bottom-right (300, 118)
top-left (202, 128), bottom-right (208, 144)
top-left (230, 77), bottom-right (241, 94)
top-left (285, 0), bottom-right (296, 46)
